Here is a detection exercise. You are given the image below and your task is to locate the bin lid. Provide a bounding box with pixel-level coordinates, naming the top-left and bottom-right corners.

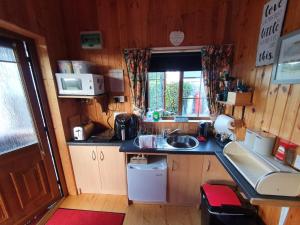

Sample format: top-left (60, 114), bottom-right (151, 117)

top-left (202, 183), bottom-right (241, 207)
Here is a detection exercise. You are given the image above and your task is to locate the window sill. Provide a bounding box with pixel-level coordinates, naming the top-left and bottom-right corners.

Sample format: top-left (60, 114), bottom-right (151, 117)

top-left (143, 118), bottom-right (211, 123)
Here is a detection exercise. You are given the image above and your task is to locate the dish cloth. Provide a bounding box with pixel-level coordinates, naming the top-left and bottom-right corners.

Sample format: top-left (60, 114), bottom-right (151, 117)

top-left (139, 135), bottom-right (156, 148)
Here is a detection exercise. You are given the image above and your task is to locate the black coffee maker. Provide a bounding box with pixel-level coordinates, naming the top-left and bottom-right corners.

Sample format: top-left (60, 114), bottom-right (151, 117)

top-left (197, 122), bottom-right (213, 142)
top-left (114, 113), bottom-right (139, 141)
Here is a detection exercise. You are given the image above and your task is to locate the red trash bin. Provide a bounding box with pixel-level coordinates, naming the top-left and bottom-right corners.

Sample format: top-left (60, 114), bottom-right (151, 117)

top-left (200, 183), bottom-right (264, 225)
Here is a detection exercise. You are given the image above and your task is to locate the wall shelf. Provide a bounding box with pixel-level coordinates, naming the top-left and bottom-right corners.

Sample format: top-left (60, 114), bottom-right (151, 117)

top-left (217, 91), bottom-right (253, 122)
top-left (58, 94), bottom-right (108, 113)
top-left (58, 94), bottom-right (105, 99)
top-left (217, 91), bottom-right (253, 107)
top-left (217, 100), bottom-right (252, 107)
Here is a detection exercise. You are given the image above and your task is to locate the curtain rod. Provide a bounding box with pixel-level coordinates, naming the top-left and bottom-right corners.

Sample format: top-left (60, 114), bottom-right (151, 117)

top-left (151, 46), bottom-right (202, 53)
top-left (123, 44), bottom-right (233, 53)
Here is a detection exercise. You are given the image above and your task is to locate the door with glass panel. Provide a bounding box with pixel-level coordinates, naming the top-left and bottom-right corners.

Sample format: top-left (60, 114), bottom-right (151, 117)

top-left (0, 37), bottom-right (61, 225)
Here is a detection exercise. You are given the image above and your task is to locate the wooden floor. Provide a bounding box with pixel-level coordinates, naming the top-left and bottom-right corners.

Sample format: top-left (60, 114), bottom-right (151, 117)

top-left (58, 194), bottom-right (201, 225)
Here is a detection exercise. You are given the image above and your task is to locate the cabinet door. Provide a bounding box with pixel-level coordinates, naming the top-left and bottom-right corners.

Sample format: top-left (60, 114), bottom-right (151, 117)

top-left (201, 155), bottom-right (234, 185)
top-left (167, 155), bottom-right (204, 205)
top-left (97, 146), bottom-right (126, 195)
top-left (69, 146), bottom-right (101, 194)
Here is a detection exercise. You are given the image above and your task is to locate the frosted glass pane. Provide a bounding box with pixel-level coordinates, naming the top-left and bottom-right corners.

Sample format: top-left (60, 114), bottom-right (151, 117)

top-left (0, 48), bottom-right (38, 155)
top-left (0, 46), bottom-right (16, 62)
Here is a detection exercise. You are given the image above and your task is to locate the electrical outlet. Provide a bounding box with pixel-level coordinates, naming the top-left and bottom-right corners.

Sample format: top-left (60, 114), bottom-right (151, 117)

top-left (113, 96), bottom-right (126, 103)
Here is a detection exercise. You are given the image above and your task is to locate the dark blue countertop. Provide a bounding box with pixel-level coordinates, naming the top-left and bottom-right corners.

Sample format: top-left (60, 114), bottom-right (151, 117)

top-left (215, 152), bottom-right (300, 205)
top-left (67, 136), bottom-right (300, 205)
top-left (119, 137), bottom-right (222, 154)
top-left (68, 140), bottom-right (122, 146)
top-left (120, 137), bottom-right (300, 205)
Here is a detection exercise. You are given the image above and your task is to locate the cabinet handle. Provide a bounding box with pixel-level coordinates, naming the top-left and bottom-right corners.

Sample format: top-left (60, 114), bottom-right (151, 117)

top-left (206, 160), bottom-right (211, 172)
top-left (92, 150), bottom-right (96, 160)
top-left (100, 151), bottom-right (104, 161)
top-left (171, 160), bottom-right (175, 171)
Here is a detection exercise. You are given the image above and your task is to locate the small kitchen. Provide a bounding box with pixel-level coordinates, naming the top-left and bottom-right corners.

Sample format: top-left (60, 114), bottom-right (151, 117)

top-left (1, 0), bottom-right (300, 225)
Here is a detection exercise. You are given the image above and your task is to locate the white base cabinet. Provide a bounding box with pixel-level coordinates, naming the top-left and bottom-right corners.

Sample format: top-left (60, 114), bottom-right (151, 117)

top-left (201, 155), bottom-right (234, 185)
top-left (167, 155), bottom-right (204, 205)
top-left (97, 146), bottom-right (126, 195)
top-left (69, 145), bottom-right (126, 195)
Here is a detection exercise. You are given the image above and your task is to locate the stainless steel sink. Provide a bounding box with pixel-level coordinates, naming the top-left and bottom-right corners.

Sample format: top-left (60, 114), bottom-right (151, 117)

top-left (166, 135), bottom-right (199, 149)
top-left (133, 135), bottom-right (199, 150)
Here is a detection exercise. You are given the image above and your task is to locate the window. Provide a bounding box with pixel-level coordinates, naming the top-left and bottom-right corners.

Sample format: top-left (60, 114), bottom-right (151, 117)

top-left (148, 71), bottom-right (209, 117)
top-left (147, 52), bottom-right (209, 117)
top-left (0, 45), bottom-right (38, 154)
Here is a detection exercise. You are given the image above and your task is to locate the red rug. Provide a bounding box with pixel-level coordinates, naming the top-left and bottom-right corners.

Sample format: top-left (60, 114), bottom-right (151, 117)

top-left (46, 208), bottom-right (125, 225)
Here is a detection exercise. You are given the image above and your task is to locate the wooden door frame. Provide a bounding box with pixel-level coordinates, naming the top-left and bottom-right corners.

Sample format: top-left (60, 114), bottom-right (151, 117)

top-left (0, 20), bottom-right (71, 196)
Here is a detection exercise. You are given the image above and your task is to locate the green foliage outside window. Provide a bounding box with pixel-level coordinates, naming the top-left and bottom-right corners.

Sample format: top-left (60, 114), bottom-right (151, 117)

top-left (148, 71), bottom-right (208, 117)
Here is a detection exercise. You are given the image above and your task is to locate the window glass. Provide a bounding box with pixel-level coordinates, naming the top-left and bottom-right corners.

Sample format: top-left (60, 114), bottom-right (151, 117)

top-left (182, 71), bottom-right (209, 116)
top-left (183, 72), bottom-right (201, 98)
top-left (148, 72), bottom-right (164, 111)
top-left (182, 98), bottom-right (210, 116)
top-left (147, 66), bottom-right (209, 117)
top-left (0, 46), bottom-right (38, 154)
top-left (165, 71), bottom-right (179, 115)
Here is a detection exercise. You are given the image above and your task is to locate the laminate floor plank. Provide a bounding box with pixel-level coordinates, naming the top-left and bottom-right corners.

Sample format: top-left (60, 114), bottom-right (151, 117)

top-left (58, 194), bottom-right (201, 225)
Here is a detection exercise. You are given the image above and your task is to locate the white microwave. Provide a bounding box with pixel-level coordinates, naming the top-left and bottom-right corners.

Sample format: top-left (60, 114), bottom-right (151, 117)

top-left (55, 73), bottom-right (105, 96)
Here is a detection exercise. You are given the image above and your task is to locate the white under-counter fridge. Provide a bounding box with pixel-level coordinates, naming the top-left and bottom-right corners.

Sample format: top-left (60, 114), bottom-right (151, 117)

top-left (127, 157), bottom-right (167, 202)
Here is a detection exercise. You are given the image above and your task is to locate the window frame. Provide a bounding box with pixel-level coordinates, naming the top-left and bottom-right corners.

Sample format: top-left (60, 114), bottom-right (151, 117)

top-left (147, 71), bottom-right (210, 119)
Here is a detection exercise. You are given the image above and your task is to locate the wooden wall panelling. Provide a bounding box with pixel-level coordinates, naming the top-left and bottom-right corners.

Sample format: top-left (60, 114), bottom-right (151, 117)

top-left (231, 0), bottom-right (300, 224)
top-left (284, 207), bottom-right (300, 225)
top-left (278, 85), bottom-right (300, 140)
top-left (291, 107), bottom-right (300, 145)
top-left (245, 67), bottom-right (265, 129)
top-left (268, 84), bottom-right (290, 136)
top-left (243, 69), bottom-right (259, 128)
top-left (233, 0), bottom-right (300, 141)
top-left (61, 0), bottom-right (234, 128)
top-left (225, 105), bottom-right (233, 115)
top-left (253, 67), bottom-right (273, 130)
top-left (261, 83), bottom-right (279, 131)
top-left (0, 194), bottom-right (8, 223)
top-left (232, 106), bottom-right (243, 120)
top-left (258, 206), bottom-right (281, 225)
top-left (231, 0), bottom-right (265, 80)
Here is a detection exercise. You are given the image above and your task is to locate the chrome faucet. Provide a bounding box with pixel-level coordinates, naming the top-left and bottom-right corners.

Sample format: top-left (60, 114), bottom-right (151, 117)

top-left (162, 128), bottom-right (181, 138)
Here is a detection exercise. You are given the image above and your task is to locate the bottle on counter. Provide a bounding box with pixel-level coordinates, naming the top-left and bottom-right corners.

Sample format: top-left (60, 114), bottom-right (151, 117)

top-left (146, 108), bottom-right (153, 121)
top-left (152, 111), bottom-right (160, 122)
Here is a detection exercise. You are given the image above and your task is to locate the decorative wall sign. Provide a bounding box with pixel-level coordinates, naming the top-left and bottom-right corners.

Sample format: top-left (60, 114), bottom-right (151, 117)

top-left (80, 31), bottom-right (103, 49)
top-left (272, 29), bottom-right (300, 84)
top-left (169, 31), bottom-right (185, 46)
top-left (256, 0), bottom-right (288, 66)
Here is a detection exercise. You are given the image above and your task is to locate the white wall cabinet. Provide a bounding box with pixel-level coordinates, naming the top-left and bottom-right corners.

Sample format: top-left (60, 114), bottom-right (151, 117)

top-left (69, 145), bottom-right (126, 195)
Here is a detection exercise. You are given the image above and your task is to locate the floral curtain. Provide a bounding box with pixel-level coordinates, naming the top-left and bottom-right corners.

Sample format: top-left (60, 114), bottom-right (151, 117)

top-left (201, 45), bottom-right (233, 115)
top-left (124, 49), bottom-right (151, 116)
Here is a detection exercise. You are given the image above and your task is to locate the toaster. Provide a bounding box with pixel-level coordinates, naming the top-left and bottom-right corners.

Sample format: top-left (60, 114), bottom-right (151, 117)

top-left (73, 122), bottom-right (94, 141)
